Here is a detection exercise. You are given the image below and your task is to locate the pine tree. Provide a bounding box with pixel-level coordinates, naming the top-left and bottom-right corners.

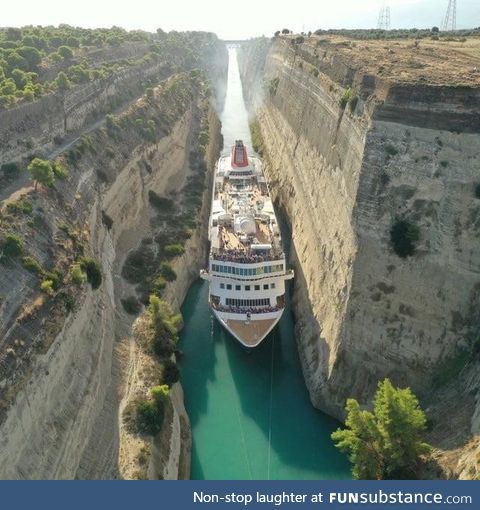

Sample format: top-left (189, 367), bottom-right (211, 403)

top-left (332, 379), bottom-right (431, 479)
top-left (27, 158), bottom-right (54, 190)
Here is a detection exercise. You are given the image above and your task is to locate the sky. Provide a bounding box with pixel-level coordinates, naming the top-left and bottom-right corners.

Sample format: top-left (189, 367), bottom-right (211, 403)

top-left (2, 0), bottom-right (479, 39)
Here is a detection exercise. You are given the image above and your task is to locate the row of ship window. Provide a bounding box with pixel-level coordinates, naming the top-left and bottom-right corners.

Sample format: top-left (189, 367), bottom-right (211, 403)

top-left (211, 264), bottom-right (283, 276)
top-left (220, 283), bottom-right (276, 291)
top-left (226, 298), bottom-right (270, 307)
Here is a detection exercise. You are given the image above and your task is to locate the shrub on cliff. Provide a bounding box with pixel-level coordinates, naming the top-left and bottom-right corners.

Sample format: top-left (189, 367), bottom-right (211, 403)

top-left (40, 279), bottom-right (55, 296)
top-left (162, 359), bottom-right (180, 387)
top-left (134, 385), bottom-right (170, 435)
top-left (52, 161), bottom-right (69, 179)
top-left (148, 190), bottom-right (174, 211)
top-left (159, 261), bottom-right (177, 281)
top-left (339, 87), bottom-right (355, 109)
top-left (390, 219), bottom-right (420, 258)
top-left (78, 256), bottom-right (102, 289)
top-left (148, 295), bottom-right (182, 357)
top-left (1, 233), bottom-right (24, 261)
top-left (22, 256), bottom-right (43, 274)
top-left (164, 244), bottom-right (185, 258)
top-left (71, 263), bottom-right (87, 285)
top-left (27, 158), bottom-right (54, 190)
top-left (121, 296), bottom-right (142, 315)
top-left (332, 379), bottom-right (431, 479)
top-left (1, 162), bottom-right (20, 179)
top-left (475, 184), bottom-right (480, 199)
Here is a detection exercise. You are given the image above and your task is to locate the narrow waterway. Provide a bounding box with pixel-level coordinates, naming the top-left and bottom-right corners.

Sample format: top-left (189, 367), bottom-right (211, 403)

top-left (178, 48), bottom-right (350, 480)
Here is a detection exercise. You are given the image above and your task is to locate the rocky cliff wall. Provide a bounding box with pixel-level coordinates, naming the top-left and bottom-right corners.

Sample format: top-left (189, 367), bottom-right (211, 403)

top-left (239, 37), bottom-right (480, 478)
top-left (0, 35), bottom-right (228, 166)
top-left (0, 67), bottom-right (225, 478)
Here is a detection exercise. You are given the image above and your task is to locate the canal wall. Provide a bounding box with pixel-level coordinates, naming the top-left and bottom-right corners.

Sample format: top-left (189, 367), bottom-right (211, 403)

top-left (0, 31), bottom-right (227, 478)
top-left (238, 36), bottom-right (480, 479)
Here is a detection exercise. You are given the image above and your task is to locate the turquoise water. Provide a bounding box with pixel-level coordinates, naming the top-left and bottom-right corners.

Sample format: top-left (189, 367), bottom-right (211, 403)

top-left (177, 48), bottom-right (351, 480)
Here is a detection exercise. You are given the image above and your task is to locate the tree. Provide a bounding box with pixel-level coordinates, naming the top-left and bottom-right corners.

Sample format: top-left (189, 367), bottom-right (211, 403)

top-left (390, 219), bottom-right (420, 258)
top-left (58, 45), bottom-right (73, 59)
top-left (281, 28), bottom-right (290, 35)
top-left (6, 28), bottom-right (22, 41)
top-left (431, 26), bottom-right (440, 33)
top-left (17, 46), bottom-right (42, 69)
top-left (55, 71), bottom-right (70, 91)
top-left (11, 68), bottom-right (29, 89)
top-left (27, 157), bottom-right (54, 190)
top-left (332, 379), bottom-right (431, 479)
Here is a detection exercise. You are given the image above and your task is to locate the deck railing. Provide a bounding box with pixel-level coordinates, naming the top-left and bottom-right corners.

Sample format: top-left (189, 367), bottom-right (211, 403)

top-left (211, 249), bottom-right (285, 264)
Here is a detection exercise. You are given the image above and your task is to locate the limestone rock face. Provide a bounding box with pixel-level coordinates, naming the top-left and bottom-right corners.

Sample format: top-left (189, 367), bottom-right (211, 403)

top-left (0, 38), bottom-right (226, 478)
top-left (238, 37), bottom-right (480, 477)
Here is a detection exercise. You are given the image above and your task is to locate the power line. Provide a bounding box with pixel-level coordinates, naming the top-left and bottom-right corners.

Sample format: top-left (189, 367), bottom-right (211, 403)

top-left (442, 0), bottom-right (457, 31)
top-left (378, 3), bottom-right (391, 30)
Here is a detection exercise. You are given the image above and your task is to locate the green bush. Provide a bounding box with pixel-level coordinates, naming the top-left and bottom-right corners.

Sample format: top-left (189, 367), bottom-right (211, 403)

top-left (6, 199), bottom-right (32, 215)
top-left (1, 234), bottom-right (24, 259)
top-left (1, 162), bottom-right (20, 179)
top-left (148, 295), bottom-right (181, 357)
top-left (385, 144), bottom-right (399, 157)
top-left (40, 279), bottom-right (54, 295)
top-left (122, 246), bottom-right (156, 283)
top-left (148, 190), bottom-right (174, 210)
top-left (162, 359), bottom-right (180, 386)
top-left (22, 256), bottom-right (42, 274)
top-left (159, 262), bottom-right (176, 281)
top-left (121, 296), bottom-right (142, 315)
top-left (475, 184), bottom-right (480, 199)
top-left (249, 120), bottom-right (264, 156)
top-left (43, 269), bottom-right (63, 290)
top-left (135, 399), bottom-right (163, 435)
top-left (152, 275), bottom-right (167, 294)
top-left (71, 263), bottom-right (87, 285)
top-left (340, 87), bottom-right (354, 109)
top-left (78, 257), bottom-right (102, 289)
top-left (52, 161), bottom-right (69, 179)
top-left (164, 244), bottom-right (185, 258)
top-left (135, 385), bottom-right (169, 435)
top-left (390, 219), bottom-right (420, 258)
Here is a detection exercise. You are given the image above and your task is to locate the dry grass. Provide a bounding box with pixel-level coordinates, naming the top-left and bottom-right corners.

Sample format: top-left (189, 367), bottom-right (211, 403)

top-left (308, 35), bottom-right (480, 87)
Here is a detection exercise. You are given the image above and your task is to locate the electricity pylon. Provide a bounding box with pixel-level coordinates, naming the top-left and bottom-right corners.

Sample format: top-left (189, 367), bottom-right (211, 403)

top-left (442, 0), bottom-right (457, 31)
top-left (378, 2), bottom-right (391, 30)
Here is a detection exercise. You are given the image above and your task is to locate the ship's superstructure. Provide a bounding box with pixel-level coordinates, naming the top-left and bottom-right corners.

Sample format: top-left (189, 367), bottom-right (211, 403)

top-left (200, 140), bottom-right (293, 347)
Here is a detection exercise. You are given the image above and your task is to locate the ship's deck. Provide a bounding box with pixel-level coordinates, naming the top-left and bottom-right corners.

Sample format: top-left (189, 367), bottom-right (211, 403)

top-left (224, 317), bottom-right (277, 347)
top-left (211, 161), bottom-right (282, 257)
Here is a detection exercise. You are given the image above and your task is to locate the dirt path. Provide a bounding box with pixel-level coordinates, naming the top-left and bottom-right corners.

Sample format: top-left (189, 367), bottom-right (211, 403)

top-left (0, 97), bottom-right (138, 206)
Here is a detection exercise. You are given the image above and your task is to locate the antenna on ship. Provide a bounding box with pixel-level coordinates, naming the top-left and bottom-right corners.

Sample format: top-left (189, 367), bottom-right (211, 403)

top-left (377, 1), bottom-right (391, 30)
top-left (442, 0), bottom-right (457, 31)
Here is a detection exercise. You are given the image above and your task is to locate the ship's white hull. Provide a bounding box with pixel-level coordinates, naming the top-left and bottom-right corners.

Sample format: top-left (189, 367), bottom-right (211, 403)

top-left (201, 140), bottom-right (293, 348)
top-left (211, 300), bottom-right (283, 348)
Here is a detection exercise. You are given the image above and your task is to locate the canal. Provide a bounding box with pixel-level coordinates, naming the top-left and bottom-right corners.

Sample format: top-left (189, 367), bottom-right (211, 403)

top-left (178, 48), bottom-right (350, 480)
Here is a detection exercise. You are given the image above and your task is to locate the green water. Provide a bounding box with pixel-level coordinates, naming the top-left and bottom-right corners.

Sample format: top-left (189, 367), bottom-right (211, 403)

top-left (177, 48), bottom-right (351, 480)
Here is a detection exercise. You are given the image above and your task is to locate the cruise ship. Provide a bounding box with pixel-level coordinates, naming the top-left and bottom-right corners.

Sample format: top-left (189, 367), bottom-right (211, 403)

top-left (200, 140), bottom-right (294, 348)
